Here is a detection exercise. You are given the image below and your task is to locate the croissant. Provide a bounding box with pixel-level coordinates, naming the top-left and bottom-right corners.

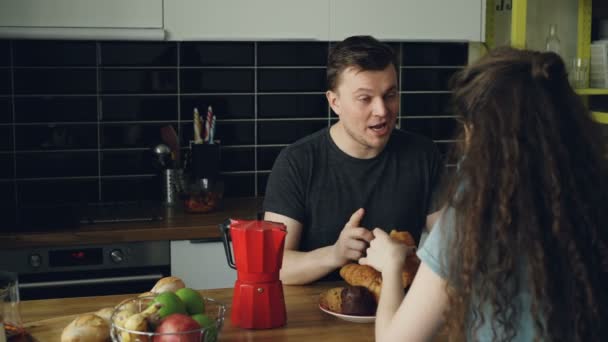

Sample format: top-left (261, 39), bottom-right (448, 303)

top-left (340, 230), bottom-right (420, 300)
top-left (339, 264), bottom-right (382, 300)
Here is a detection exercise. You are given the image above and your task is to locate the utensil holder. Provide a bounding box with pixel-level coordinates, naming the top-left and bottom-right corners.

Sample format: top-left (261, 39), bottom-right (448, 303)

top-left (162, 169), bottom-right (184, 206)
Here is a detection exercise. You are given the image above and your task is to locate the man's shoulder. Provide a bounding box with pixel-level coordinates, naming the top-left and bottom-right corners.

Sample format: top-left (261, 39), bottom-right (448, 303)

top-left (281, 128), bottom-right (328, 157)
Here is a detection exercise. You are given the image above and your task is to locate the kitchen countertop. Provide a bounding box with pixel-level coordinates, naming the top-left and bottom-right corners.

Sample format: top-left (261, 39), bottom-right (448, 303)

top-left (21, 282), bottom-right (449, 341)
top-left (21, 283), bottom-right (371, 342)
top-left (0, 197), bottom-right (263, 249)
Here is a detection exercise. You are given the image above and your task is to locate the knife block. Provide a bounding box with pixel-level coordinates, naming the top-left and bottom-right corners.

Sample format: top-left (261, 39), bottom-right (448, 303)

top-left (191, 143), bottom-right (220, 180)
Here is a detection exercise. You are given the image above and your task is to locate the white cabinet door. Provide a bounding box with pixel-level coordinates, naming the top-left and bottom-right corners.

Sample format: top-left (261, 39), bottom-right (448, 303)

top-left (0, 0), bottom-right (164, 40)
top-left (330, 0), bottom-right (485, 41)
top-left (164, 0), bottom-right (329, 40)
top-left (171, 240), bottom-right (237, 290)
top-left (0, 0), bottom-right (163, 28)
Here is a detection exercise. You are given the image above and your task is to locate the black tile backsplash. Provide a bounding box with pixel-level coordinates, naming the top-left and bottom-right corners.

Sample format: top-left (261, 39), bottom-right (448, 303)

top-left (0, 154), bottom-right (13, 179)
top-left (0, 69), bottom-right (10, 94)
top-left (0, 126), bottom-right (13, 151)
top-left (14, 69), bottom-right (96, 94)
top-left (0, 41), bottom-right (10, 66)
top-left (181, 69), bottom-right (254, 93)
top-left (258, 68), bottom-right (326, 92)
top-left (101, 42), bottom-right (177, 66)
top-left (181, 42), bottom-right (254, 66)
top-left (0, 98), bottom-right (11, 123)
top-left (258, 94), bottom-right (327, 118)
top-left (15, 97), bottom-right (97, 123)
top-left (258, 120), bottom-right (328, 145)
top-left (16, 152), bottom-right (98, 178)
top-left (258, 42), bottom-right (328, 66)
top-left (101, 96), bottom-right (178, 122)
top-left (101, 177), bottom-right (160, 202)
top-left (180, 95), bottom-right (254, 119)
top-left (15, 124), bottom-right (97, 150)
top-left (14, 41), bottom-right (96, 67)
top-left (101, 123), bottom-right (170, 148)
top-left (0, 40), bottom-right (466, 225)
top-left (221, 147), bottom-right (255, 172)
top-left (102, 69), bottom-right (177, 94)
top-left (401, 68), bottom-right (461, 91)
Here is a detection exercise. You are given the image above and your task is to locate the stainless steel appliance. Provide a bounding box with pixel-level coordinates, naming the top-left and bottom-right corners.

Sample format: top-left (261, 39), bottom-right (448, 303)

top-left (0, 241), bottom-right (170, 300)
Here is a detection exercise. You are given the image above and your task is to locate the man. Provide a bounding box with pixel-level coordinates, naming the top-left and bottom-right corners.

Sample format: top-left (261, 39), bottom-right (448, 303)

top-left (264, 36), bottom-right (443, 284)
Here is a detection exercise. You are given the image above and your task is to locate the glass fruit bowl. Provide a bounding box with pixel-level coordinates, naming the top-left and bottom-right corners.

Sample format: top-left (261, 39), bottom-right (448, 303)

top-left (110, 295), bottom-right (225, 342)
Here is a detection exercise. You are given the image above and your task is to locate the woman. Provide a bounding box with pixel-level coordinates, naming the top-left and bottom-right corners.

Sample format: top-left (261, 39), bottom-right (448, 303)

top-left (360, 47), bottom-right (608, 341)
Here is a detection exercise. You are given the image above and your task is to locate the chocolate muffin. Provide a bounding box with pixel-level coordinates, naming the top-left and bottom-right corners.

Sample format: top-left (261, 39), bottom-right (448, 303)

top-left (340, 285), bottom-right (377, 316)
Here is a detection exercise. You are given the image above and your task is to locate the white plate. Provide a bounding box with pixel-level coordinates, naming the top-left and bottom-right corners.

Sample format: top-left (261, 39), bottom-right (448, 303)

top-left (319, 305), bottom-right (375, 323)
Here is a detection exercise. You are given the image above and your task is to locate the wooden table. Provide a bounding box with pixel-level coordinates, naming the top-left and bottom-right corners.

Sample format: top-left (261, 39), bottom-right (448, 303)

top-left (21, 282), bottom-right (378, 341)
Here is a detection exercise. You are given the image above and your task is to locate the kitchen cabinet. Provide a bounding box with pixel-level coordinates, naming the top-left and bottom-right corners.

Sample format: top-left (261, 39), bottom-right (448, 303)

top-left (170, 240), bottom-right (236, 290)
top-left (0, 0), bottom-right (164, 40)
top-left (329, 0), bottom-right (485, 41)
top-left (164, 0), bottom-right (329, 41)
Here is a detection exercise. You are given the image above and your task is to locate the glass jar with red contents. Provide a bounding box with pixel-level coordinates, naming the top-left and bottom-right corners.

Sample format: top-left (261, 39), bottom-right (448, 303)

top-left (183, 178), bottom-right (224, 213)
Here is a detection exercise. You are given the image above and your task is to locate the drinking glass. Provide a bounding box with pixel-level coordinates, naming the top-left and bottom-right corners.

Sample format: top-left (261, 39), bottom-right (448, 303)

top-left (0, 271), bottom-right (23, 341)
top-left (569, 57), bottom-right (590, 89)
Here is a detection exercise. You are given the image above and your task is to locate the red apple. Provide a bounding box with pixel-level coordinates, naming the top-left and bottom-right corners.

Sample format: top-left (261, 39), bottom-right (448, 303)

top-left (153, 313), bottom-right (202, 342)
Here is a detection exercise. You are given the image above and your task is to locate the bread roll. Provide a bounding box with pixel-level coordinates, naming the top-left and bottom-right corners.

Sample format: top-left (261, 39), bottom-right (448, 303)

top-left (319, 287), bottom-right (343, 313)
top-left (150, 276), bottom-right (185, 294)
top-left (93, 307), bottom-right (114, 325)
top-left (61, 314), bottom-right (110, 342)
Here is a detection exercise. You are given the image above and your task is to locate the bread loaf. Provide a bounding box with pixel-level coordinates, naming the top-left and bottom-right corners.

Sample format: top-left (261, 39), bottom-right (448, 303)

top-left (150, 276), bottom-right (185, 294)
top-left (61, 314), bottom-right (110, 342)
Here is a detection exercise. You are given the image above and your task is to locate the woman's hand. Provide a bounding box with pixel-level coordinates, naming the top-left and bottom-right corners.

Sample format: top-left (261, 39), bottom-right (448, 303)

top-left (359, 228), bottom-right (415, 274)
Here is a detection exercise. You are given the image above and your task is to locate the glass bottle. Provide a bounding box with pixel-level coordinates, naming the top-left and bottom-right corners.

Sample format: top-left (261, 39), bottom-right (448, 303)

top-left (545, 24), bottom-right (561, 55)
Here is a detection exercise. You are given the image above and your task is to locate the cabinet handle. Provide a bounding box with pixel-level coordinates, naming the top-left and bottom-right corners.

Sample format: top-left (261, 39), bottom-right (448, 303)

top-left (19, 274), bottom-right (164, 289)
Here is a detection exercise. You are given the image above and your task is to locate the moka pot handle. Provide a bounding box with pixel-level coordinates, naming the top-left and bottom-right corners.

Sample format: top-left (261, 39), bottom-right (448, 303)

top-left (219, 219), bottom-right (236, 269)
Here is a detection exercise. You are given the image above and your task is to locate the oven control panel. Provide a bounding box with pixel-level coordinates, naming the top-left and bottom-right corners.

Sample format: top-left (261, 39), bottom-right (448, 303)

top-left (0, 241), bottom-right (170, 274)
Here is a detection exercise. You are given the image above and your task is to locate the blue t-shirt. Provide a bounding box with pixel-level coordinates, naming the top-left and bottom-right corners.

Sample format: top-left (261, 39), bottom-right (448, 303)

top-left (417, 208), bottom-right (537, 341)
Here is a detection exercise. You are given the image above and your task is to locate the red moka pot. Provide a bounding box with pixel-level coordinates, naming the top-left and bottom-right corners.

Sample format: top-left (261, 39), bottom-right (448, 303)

top-left (220, 219), bottom-right (287, 329)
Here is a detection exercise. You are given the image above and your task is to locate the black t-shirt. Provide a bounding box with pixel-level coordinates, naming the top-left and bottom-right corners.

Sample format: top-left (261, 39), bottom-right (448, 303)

top-left (263, 127), bottom-right (443, 280)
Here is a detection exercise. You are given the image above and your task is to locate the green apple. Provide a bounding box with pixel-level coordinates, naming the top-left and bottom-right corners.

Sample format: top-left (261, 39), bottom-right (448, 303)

top-left (175, 287), bottom-right (205, 315)
top-left (191, 313), bottom-right (217, 342)
top-left (149, 292), bottom-right (187, 319)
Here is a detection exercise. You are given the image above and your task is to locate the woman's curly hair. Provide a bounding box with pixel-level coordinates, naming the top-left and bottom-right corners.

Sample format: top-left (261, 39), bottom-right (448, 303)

top-left (441, 47), bottom-right (608, 341)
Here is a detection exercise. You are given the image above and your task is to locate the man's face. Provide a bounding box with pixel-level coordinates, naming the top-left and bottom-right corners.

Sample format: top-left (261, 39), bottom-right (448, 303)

top-left (327, 65), bottom-right (399, 157)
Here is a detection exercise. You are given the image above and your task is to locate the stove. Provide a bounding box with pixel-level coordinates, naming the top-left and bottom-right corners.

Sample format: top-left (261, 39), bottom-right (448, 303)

top-left (0, 241), bottom-right (171, 300)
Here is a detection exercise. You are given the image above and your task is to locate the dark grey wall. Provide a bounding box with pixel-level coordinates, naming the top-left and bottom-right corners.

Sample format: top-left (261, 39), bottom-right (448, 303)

top-left (0, 40), bottom-right (467, 228)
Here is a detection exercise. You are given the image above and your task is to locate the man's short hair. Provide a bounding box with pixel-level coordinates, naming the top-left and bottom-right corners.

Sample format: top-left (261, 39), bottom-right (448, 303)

top-left (327, 35), bottom-right (399, 91)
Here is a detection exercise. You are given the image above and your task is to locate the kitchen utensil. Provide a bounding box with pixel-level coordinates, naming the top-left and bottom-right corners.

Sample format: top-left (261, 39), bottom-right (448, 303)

top-left (193, 107), bottom-right (203, 144)
top-left (160, 125), bottom-right (180, 168)
top-left (162, 169), bottom-right (183, 207)
top-left (220, 219), bottom-right (287, 329)
top-left (153, 144), bottom-right (171, 169)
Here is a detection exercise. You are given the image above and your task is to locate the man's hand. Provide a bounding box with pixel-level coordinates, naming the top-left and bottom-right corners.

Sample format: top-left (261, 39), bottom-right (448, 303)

top-left (331, 208), bottom-right (374, 267)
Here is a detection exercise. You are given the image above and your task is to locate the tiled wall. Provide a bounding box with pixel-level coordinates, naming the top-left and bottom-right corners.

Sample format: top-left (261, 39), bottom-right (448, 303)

top-left (0, 40), bottom-right (467, 226)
